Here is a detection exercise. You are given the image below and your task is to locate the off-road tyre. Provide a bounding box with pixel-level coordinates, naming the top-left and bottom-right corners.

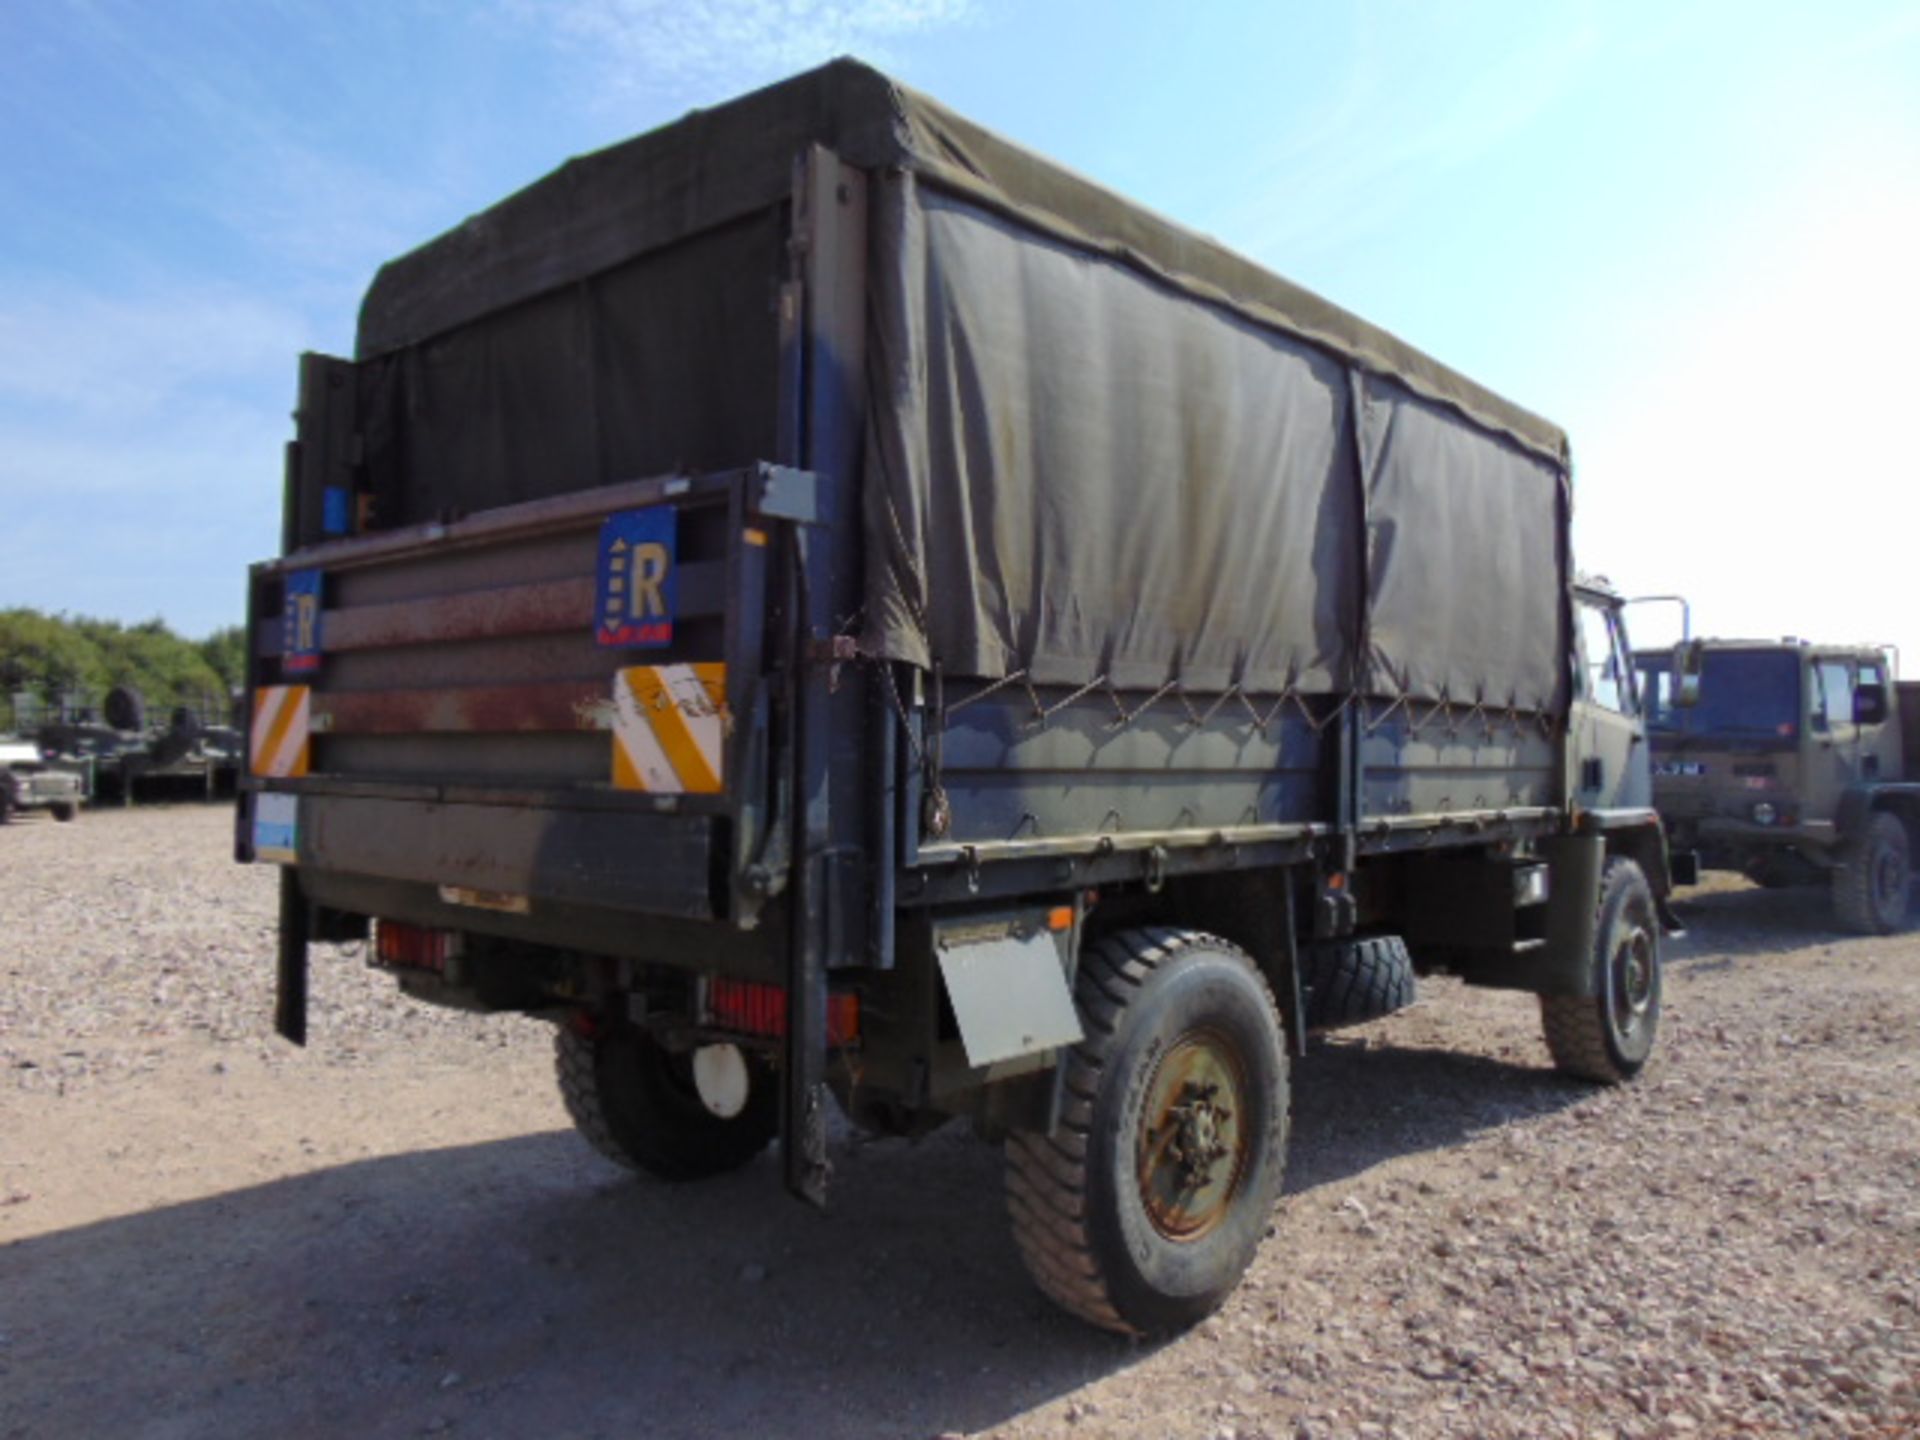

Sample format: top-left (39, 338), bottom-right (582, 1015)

top-left (50, 802), bottom-right (77, 823)
top-left (1540, 857), bottom-right (1661, 1084)
top-left (1004, 928), bottom-right (1289, 1336)
top-left (554, 1022), bottom-right (776, 1181)
top-left (1300, 935), bottom-right (1416, 1031)
top-left (1832, 811), bottom-right (1911, 935)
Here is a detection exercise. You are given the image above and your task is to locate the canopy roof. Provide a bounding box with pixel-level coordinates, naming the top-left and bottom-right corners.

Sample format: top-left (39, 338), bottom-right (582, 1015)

top-left (358, 58), bottom-right (1567, 466)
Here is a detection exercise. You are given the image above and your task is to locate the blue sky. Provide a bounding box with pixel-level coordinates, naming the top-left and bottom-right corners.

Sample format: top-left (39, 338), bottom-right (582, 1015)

top-left (2, 0), bottom-right (1916, 659)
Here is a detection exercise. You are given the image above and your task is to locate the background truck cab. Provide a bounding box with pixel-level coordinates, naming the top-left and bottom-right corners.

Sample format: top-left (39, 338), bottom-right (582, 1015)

top-left (1635, 639), bottom-right (1919, 932)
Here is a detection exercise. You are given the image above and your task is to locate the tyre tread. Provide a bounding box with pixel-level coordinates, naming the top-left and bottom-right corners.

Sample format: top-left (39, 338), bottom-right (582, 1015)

top-left (554, 1026), bottom-right (641, 1172)
top-left (1004, 929), bottom-right (1191, 1334)
top-left (1004, 927), bottom-right (1283, 1336)
top-left (1300, 936), bottom-right (1416, 1031)
top-left (1832, 811), bottom-right (1911, 936)
top-left (1539, 857), bottom-right (1658, 1085)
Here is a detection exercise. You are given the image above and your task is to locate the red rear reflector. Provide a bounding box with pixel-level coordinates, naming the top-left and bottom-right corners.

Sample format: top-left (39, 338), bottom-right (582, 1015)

top-left (375, 920), bottom-right (456, 973)
top-left (705, 979), bottom-right (859, 1045)
top-left (829, 992), bottom-right (860, 1046)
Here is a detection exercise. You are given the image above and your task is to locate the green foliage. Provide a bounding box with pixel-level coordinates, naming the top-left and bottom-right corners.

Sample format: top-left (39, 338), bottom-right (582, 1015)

top-left (196, 626), bottom-right (249, 692)
top-left (0, 609), bottom-right (239, 733)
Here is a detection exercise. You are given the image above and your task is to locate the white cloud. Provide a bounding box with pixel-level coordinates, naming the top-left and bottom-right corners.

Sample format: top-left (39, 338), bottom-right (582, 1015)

top-left (500, 0), bottom-right (972, 95)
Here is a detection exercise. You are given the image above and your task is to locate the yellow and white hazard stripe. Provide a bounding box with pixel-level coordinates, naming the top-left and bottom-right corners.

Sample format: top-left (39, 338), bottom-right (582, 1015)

top-left (250, 685), bottom-right (311, 778)
top-left (612, 663), bottom-right (726, 794)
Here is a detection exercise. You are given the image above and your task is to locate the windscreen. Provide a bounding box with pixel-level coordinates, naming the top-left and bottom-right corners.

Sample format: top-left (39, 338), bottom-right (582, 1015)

top-left (1649, 649), bottom-right (1801, 741)
top-left (1636, 654), bottom-right (1678, 729)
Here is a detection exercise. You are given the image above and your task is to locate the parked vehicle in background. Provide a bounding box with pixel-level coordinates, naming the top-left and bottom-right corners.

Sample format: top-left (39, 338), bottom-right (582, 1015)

top-left (0, 739), bottom-right (82, 823)
top-left (1636, 639), bottom-right (1919, 932)
top-left (36, 687), bottom-right (241, 806)
top-left (237, 60), bottom-right (1674, 1335)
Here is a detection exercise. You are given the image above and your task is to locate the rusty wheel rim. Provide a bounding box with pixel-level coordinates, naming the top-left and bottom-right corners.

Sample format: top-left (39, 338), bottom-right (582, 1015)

top-left (1135, 1028), bottom-right (1250, 1241)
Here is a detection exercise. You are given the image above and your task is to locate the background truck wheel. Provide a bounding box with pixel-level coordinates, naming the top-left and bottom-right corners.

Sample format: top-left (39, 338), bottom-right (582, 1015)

top-left (1540, 857), bottom-right (1661, 1084)
top-left (1300, 935), bottom-right (1416, 1031)
top-left (51, 802), bottom-right (78, 822)
top-left (1004, 928), bottom-right (1289, 1336)
top-left (554, 1022), bottom-right (776, 1181)
top-left (1832, 811), bottom-right (1911, 935)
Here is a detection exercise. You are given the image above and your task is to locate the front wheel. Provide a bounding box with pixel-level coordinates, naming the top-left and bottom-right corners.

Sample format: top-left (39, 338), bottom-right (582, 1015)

top-left (1832, 811), bottom-right (1911, 935)
top-left (1005, 929), bottom-right (1289, 1335)
top-left (554, 1022), bottom-right (777, 1181)
top-left (1540, 857), bottom-right (1661, 1084)
top-left (51, 802), bottom-right (77, 822)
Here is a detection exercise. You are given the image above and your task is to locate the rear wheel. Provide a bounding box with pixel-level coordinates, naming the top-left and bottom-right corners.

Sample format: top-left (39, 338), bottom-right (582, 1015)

top-left (1005, 928), bottom-right (1289, 1335)
top-left (1540, 857), bottom-right (1661, 1083)
top-left (1832, 811), bottom-right (1911, 935)
top-left (554, 1022), bottom-right (777, 1181)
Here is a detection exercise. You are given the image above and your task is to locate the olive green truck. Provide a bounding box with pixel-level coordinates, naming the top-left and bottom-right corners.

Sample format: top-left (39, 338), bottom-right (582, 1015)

top-left (1636, 639), bottom-right (1918, 932)
top-left (238, 61), bottom-right (1675, 1334)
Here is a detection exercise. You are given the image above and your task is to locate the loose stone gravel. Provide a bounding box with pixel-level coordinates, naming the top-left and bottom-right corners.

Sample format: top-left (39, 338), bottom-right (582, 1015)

top-left (2, 806), bottom-right (1916, 1438)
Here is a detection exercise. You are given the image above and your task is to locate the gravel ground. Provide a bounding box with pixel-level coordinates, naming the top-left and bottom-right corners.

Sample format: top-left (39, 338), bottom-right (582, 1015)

top-left (2, 806), bottom-right (1917, 1439)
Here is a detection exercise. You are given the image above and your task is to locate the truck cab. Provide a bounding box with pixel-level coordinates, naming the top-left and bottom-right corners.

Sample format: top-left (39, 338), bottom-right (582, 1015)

top-left (1634, 639), bottom-right (1917, 931)
top-left (1572, 578), bottom-right (1653, 815)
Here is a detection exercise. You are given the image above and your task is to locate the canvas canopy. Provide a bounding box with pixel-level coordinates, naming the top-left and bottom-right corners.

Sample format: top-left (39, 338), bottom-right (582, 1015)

top-left (355, 59), bottom-right (1570, 714)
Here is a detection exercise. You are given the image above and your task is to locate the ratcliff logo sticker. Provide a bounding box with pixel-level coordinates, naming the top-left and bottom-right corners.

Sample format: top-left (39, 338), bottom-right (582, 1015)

top-left (282, 569), bottom-right (323, 673)
top-left (595, 506), bottom-right (676, 648)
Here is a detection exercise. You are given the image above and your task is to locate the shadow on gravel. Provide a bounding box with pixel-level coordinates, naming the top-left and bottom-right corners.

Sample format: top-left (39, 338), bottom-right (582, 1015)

top-left (1, 1043), bottom-right (1596, 1440)
top-left (1, 1128), bottom-right (1092, 1440)
top-left (1289, 1038), bottom-right (1586, 1193)
top-left (1664, 881), bottom-right (1865, 963)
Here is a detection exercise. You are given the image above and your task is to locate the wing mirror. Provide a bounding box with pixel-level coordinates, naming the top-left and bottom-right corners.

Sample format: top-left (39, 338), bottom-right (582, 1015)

top-left (1672, 641), bottom-right (1702, 708)
top-left (1854, 682), bottom-right (1888, 726)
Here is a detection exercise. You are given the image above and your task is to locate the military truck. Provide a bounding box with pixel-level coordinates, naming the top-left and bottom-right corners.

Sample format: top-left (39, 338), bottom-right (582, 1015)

top-left (1635, 639), bottom-right (1918, 932)
top-left (0, 739), bottom-right (83, 823)
top-left (238, 61), bottom-right (1674, 1335)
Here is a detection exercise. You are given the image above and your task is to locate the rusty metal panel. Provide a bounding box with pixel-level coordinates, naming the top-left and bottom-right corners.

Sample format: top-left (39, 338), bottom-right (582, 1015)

top-left (321, 562), bottom-right (726, 653)
top-left (312, 681), bottom-right (608, 736)
top-left (323, 634), bottom-right (611, 693)
top-left (323, 577), bottom-right (597, 651)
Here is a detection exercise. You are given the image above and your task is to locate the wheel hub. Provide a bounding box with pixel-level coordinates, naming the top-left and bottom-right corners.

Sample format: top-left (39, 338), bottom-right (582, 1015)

top-left (1137, 1032), bottom-right (1248, 1241)
top-left (1610, 922), bottom-right (1656, 1049)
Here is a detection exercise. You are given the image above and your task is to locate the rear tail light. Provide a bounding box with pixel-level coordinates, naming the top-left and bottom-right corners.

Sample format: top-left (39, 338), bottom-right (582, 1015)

top-left (374, 920), bottom-right (460, 973)
top-left (703, 978), bottom-right (859, 1046)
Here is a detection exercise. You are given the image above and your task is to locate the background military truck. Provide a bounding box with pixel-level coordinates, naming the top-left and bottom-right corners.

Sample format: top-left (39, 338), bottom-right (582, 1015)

top-left (1635, 639), bottom-right (1918, 933)
top-left (238, 60), bottom-right (1674, 1336)
top-left (0, 739), bottom-right (83, 823)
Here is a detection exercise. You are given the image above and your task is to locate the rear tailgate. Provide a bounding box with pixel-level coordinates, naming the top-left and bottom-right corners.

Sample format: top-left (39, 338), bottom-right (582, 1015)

top-left (240, 465), bottom-right (817, 927)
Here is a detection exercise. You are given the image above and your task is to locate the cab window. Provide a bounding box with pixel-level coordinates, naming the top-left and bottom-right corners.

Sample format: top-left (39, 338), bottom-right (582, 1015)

top-left (1577, 602), bottom-right (1632, 713)
top-left (1811, 660), bottom-right (1855, 732)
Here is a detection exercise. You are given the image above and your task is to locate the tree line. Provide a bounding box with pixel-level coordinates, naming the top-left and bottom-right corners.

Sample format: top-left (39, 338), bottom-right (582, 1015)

top-left (0, 609), bottom-right (246, 734)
